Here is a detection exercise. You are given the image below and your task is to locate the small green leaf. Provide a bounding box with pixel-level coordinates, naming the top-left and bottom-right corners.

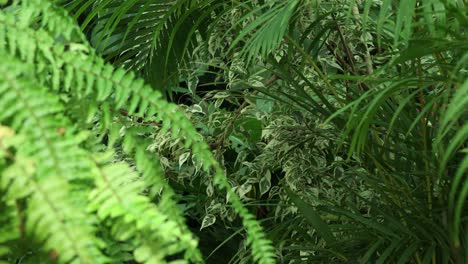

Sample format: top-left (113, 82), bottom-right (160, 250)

top-left (259, 170), bottom-right (272, 195)
top-left (134, 245), bottom-right (151, 262)
top-left (200, 214), bottom-right (216, 230)
top-left (178, 152), bottom-right (190, 168)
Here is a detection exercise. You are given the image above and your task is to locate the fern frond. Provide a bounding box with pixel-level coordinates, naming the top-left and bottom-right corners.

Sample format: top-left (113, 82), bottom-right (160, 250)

top-left (22, 0), bottom-right (90, 45)
top-left (212, 165), bottom-right (276, 264)
top-left (0, 125), bottom-right (22, 260)
top-left (89, 154), bottom-right (198, 263)
top-left (0, 195), bottom-right (19, 261)
top-left (0, 55), bottom-right (106, 263)
top-left (121, 127), bottom-right (205, 261)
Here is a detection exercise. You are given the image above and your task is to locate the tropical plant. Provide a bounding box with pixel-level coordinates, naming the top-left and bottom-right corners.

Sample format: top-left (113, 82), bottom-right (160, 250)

top-left (1, 0), bottom-right (467, 263)
top-left (116, 0), bottom-right (467, 262)
top-left (210, 0), bottom-right (468, 262)
top-left (0, 0), bottom-right (274, 263)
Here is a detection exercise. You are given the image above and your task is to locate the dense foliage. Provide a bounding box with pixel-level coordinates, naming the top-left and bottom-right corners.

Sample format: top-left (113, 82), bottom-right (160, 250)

top-left (0, 0), bottom-right (467, 263)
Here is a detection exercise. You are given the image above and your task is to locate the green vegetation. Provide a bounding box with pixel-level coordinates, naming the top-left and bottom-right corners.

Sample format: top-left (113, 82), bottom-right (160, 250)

top-left (0, 0), bottom-right (466, 263)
